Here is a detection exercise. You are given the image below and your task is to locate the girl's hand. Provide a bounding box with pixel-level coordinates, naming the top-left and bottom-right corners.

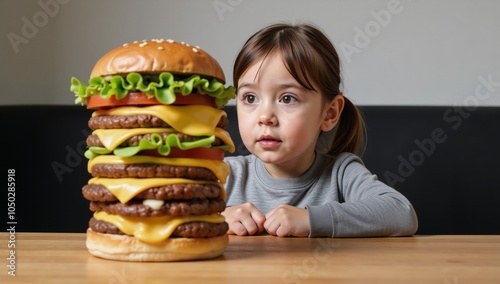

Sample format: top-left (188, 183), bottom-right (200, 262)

top-left (221, 202), bottom-right (266, 236)
top-left (264, 205), bottom-right (310, 237)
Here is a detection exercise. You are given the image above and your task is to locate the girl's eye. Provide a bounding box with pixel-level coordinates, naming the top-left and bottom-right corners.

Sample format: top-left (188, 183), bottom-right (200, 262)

top-left (280, 94), bottom-right (298, 104)
top-left (242, 93), bottom-right (259, 104)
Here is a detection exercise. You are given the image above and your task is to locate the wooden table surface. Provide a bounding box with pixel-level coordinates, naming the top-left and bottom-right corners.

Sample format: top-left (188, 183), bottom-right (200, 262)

top-left (1, 233), bottom-right (499, 283)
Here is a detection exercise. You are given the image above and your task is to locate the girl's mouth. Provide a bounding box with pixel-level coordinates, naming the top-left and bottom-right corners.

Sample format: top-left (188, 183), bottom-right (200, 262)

top-left (257, 135), bottom-right (282, 149)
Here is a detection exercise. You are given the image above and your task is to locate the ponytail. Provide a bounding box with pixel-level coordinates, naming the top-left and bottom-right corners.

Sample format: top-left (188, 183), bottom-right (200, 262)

top-left (327, 97), bottom-right (366, 157)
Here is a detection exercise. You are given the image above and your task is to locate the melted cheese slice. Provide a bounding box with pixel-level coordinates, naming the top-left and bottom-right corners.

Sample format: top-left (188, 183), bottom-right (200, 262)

top-left (88, 155), bottom-right (230, 183)
top-left (93, 128), bottom-right (171, 150)
top-left (93, 211), bottom-right (225, 243)
top-left (92, 105), bottom-right (226, 136)
top-left (89, 177), bottom-right (226, 203)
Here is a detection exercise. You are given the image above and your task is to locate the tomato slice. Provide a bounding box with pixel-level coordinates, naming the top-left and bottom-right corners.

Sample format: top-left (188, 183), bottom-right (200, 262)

top-left (138, 148), bottom-right (225, 160)
top-left (174, 94), bottom-right (217, 107)
top-left (87, 92), bottom-right (217, 109)
top-left (87, 92), bottom-right (158, 109)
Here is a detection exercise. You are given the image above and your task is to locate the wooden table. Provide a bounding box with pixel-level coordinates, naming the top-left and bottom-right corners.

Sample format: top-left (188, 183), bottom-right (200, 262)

top-left (1, 233), bottom-right (499, 283)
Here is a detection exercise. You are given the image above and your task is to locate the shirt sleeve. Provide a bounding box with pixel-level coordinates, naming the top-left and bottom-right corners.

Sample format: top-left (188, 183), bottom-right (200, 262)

top-left (307, 154), bottom-right (418, 237)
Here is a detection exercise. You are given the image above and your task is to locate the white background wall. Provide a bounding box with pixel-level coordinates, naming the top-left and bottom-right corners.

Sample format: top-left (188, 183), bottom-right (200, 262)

top-left (1, 0), bottom-right (499, 106)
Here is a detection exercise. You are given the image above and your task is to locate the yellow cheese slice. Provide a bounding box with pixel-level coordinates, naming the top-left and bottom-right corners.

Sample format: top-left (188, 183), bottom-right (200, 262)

top-left (92, 128), bottom-right (174, 151)
top-left (87, 155), bottom-right (230, 183)
top-left (93, 211), bottom-right (225, 244)
top-left (88, 177), bottom-right (226, 203)
top-left (92, 105), bottom-right (226, 136)
top-left (214, 128), bottom-right (235, 153)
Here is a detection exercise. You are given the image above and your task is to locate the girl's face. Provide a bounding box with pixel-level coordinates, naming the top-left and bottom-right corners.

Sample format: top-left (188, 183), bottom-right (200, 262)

top-left (236, 54), bottom-right (340, 178)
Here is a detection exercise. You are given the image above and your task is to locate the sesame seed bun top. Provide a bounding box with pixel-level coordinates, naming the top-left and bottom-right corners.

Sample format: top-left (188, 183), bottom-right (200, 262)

top-left (90, 39), bottom-right (226, 83)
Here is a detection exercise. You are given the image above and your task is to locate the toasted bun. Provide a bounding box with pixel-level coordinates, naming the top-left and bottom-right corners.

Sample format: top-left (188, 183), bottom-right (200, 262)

top-left (86, 229), bottom-right (228, 262)
top-left (90, 39), bottom-right (226, 83)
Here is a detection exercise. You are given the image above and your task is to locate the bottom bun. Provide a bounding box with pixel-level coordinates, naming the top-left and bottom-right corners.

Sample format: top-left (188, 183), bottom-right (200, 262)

top-left (86, 228), bottom-right (228, 262)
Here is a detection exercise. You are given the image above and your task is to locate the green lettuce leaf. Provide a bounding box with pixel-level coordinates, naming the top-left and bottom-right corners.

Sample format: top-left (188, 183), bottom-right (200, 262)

top-left (84, 133), bottom-right (232, 159)
top-left (71, 72), bottom-right (236, 106)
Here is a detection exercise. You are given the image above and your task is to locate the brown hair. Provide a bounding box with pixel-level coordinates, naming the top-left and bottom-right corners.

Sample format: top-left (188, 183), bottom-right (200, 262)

top-left (233, 23), bottom-right (366, 157)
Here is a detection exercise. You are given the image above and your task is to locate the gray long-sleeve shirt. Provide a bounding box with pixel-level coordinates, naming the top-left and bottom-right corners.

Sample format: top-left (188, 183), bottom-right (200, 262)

top-left (224, 152), bottom-right (418, 237)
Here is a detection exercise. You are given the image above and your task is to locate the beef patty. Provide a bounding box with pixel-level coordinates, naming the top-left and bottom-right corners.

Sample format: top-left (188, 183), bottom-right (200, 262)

top-left (89, 218), bottom-right (228, 238)
top-left (89, 114), bottom-right (229, 130)
top-left (90, 163), bottom-right (218, 180)
top-left (89, 198), bottom-right (226, 217)
top-left (83, 183), bottom-right (222, 202)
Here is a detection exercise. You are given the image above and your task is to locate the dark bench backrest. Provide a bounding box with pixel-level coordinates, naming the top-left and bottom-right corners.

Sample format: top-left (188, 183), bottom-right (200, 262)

top-left (2, 105), bottom-right (498, 234)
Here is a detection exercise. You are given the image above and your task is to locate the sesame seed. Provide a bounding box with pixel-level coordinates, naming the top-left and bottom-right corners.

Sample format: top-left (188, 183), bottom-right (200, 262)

top-left (192, 47), bottom-right (198, 53)
top-left (158, 46), bottom-right (164, 50)
top-left (167, 39), bottom-right (175, 43)
top-left (123, 43), bottom-right (129, 47)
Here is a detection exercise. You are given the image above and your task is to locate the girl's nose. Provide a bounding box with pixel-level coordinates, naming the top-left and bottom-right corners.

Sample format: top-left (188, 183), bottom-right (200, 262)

top-left (258, 105), bottom-right (278, 126)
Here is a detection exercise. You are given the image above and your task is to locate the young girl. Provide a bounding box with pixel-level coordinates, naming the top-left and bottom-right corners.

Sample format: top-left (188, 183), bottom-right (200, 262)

top-left (222, 23), bottom-right (418, 237)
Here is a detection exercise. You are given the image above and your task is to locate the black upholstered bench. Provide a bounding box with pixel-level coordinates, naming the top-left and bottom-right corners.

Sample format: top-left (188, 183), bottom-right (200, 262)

top-left (2, 105), bottom-right (498, 235)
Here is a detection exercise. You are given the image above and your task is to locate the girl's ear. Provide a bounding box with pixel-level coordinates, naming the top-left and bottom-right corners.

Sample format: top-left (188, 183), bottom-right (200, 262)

top-left (321, 93), bottom-right (345, 132)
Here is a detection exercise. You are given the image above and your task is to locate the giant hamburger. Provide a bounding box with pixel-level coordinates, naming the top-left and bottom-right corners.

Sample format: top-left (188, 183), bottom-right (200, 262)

top-left (70, 39), bottom-right (235, 261)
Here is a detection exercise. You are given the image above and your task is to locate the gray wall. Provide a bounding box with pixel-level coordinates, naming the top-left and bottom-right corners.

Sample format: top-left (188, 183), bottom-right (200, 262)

top-left (1, 0), bottom-right (499, 106)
